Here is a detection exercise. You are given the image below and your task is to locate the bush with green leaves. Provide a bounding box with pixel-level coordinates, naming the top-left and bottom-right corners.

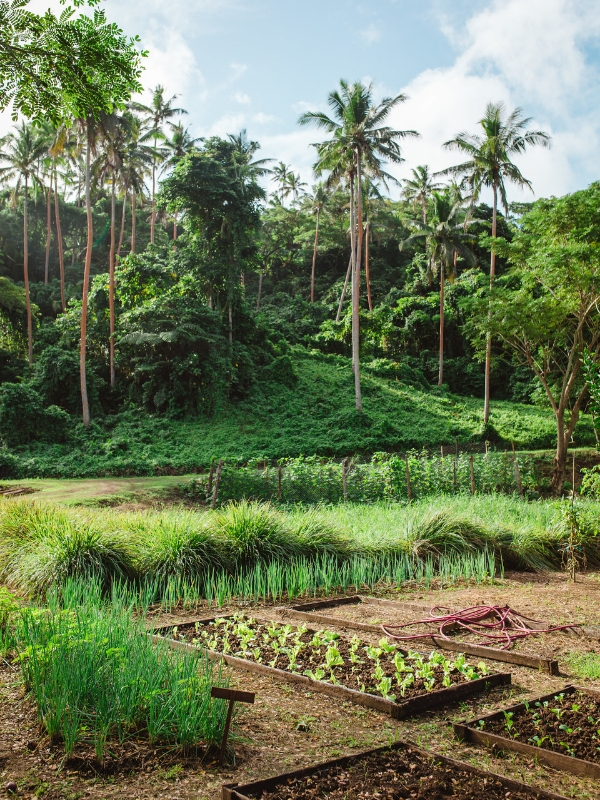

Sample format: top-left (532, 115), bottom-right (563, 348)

top-left (0, 383), bottom-right (69, 447)
top-left (0, 501), bottom-right (136, 595)
top-left (18, 581), bottom-right (229, 761)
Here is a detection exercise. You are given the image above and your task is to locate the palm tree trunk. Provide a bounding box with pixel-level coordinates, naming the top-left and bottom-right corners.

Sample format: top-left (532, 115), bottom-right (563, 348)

top-left (131, 190), bottom-right (136, 254)
top-left (438, 263), bottom-right (445, 386)
top-left (23, 175), bottom-right (33, 366)
top-left (54, 171), bottom-right (66, 312)
top-left (117, 190), bottom-right (127, 258)
top-left (310, 209), bottom-right (319, 302)
top-left (336, 254), bottom-right (352, 323)
top-left (256, 272), bottom-right (263, 311)
top-left (483, 181), bottom-right (498, 424)
top-left (80, 121), bottom-right (93, 428)
top-left (150, 153), bottom-right (156, 244)
top-left (350, 165), bottom-right (362, 412)
top-left (44, 184), bottom-right (51, 285)
top-left (365, 219), bottom-right (372, 312)
top-left (109, 172), bottom-right (116, 388)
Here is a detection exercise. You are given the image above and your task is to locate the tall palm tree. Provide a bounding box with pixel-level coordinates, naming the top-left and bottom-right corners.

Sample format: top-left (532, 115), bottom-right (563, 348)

top-left (440, 102), bottom-right (551, 422)
top-left (164, 122), bottom-right (201, 239)
top-left (120, 115), bottom-right (151, 255)
top-left (285, 171), bottom-right (307, 203)
top-left (362, 177), bottom-right (384, 312)
top-left (401, 191), bottom-right (477, 386)
top-left (299, 80), bottom-right (418, 411)
top-left (131, 85), bottom-right (186, 244)
top-left (401, 165), bottom-right (443, 225)
top-left (272, 162), bottom-right (291, 204)
top-left (0, 123), bottom-right (48, 364)
top-left (309, 183), bottom-right (327, 302)
top-left (49, 122), bottom-right (78, 311)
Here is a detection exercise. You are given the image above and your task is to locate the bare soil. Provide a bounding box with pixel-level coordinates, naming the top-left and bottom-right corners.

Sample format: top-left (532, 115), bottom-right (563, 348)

top-left (3, 573), bottom-right (600, 799)
top-left (251, 745), bottom-right (551, 800)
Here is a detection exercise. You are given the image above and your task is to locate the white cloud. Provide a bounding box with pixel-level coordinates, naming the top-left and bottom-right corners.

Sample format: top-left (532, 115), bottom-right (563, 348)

top-left (234, 92), bottom-right (251, 105)
top-left (361, 23), bottom-right (381, 45)
top-left (386, 0), bottom-right (600, 199)
top-left (253, 112), bottom-right (277, 124)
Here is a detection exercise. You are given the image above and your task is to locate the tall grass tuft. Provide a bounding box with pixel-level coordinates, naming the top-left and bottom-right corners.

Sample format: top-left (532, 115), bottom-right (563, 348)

top-left (133, 511), bottom-right (227, 589)
top-left (208, 501), bottom-right (303, 567)
top-left (18, 580), bottom-right (229, 762)
top-left (0, 501), bottom-right (136, 596)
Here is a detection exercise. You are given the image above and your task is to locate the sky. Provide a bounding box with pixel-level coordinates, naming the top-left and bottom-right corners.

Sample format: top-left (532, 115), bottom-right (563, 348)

top-left (11, 0), bottom-right (600, 201)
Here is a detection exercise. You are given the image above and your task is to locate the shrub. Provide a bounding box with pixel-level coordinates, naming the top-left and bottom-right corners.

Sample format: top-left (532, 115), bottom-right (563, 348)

top-left (0, 501), bottom-right (136, 596)
top-left (209, 500), bottom-right (301, 567)
top-left (289, 508), bottom-right (352, 558)
top-left (0, 383), bottom-right (70, 447)
top-left (18, 581), bottom-right (229, 761)
top-left (134, 511), bottom-right (228, 586)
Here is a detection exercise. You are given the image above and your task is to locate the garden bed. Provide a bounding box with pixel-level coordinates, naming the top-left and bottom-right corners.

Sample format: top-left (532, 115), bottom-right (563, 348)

top-left (278, 595), bottom-right (560, 674)
top-left (156, 614), bottom-right (510, 719)
top-left (222, 740), bottom-right (569, 800)
top-left (454, 685), bottom-right (600, 779)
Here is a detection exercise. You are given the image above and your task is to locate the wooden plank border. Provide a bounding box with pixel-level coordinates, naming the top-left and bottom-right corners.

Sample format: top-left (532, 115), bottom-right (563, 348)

top-left (221, 739), bottom-right (569, 800)
top-left (454, 684), bottom-right (600, 780)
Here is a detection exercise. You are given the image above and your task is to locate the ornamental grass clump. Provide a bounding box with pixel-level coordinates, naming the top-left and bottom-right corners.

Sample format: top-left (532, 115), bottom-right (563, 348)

top-left (18, 581), bottom-right (229, 762)
top-left (133, 510), bottom-right (227, 588)
top-left (209, 501), bottom-right (305, 567)
top-left (0, 501), bottom-right (135, 597)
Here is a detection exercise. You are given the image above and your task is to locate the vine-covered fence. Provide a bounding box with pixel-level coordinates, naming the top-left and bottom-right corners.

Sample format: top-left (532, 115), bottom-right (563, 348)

top-left (180, 450), bottom-right (537, 507)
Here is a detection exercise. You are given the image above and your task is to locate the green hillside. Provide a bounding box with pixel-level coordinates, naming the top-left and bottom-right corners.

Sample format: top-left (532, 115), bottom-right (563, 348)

top-left (2, 349), bottom-right (590, 478)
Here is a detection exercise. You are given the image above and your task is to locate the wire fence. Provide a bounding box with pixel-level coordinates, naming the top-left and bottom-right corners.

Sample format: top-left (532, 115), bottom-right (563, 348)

top-left (179, 449), bottom-right (537, 507)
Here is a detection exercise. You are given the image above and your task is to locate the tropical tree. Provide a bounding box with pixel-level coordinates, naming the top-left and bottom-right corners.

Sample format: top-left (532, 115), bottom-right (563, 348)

top-left (120, 114), bottom-right (151, 256)
top-left (401, 165), bottom-right (442, 225)
top-left (400, 191), bottom-right (477, 385)
top-left (440, 102), bottom-right (551, 423)
top-left (0, 122), bottom-right (48, 364)
top-left (132, 85), bottom-right (186, 244)
top-left (465, 185), bottom-right (600, 494)
top-left (164, 122), bottom-right (201, 239)
top-left (272, 162), bottom-right (291, 204)
top-left (299, 80), bottom-right (418, 411)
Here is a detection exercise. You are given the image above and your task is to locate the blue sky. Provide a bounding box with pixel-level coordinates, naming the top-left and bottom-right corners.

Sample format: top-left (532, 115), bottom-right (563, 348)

top-left (18, 0), bottom-right (600, 200)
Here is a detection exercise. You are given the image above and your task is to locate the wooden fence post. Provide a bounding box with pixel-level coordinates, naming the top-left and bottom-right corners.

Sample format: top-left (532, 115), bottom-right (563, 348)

top-left (469, 455), bottom-right (475, 495)
top-left (342, 458), bottom-right (348, 502)
top-left (277, 463), bottom-right (282, 502)
top-left (207, 462), bottom-right (214, 495)
top-left (455, 437), bottom-right (459, 457)
top-left (514, 458), bottom-right (523, 498)
top-left (405, 456), bottom-right (412, 502)
top-left (211, 460), bottom-right (223, 509)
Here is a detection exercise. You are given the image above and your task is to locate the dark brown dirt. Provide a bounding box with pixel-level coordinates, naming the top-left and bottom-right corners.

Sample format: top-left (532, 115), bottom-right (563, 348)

top-left (483, 689), bottom-right (600, 763)
top-left (252, 745), bottom-right (549, 800)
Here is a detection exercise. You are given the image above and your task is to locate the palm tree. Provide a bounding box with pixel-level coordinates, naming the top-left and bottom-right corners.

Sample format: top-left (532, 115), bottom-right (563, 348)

top-left (285, 171), bottom-right (307, 203)
top-left (401, 191), bottom-right (477, 386)
top-left (0, 123), bottom-right (48, 364)
top-left (131, 85), bottom-right (186, 244)
top-left (272, 162), bottom-right (291, 204)
top-left (164, 122), bottom-right (201, 239)
top-left (401, 165), bottom-right (443, 225)
top-left (309, 183), bottom-right (327, 302)
top-left (299, 80), bottom-right (418, 411)
top-left (440, 102), bottom-right (551, 422)
top-left (120, 116), bottom-right (151, 255)
top-left (362, 178), bottom-right (385, 312)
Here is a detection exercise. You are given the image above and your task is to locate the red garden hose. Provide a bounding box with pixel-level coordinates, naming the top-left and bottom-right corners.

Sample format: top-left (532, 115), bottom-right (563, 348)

top-left (381, 605), bottom-right (580, 650)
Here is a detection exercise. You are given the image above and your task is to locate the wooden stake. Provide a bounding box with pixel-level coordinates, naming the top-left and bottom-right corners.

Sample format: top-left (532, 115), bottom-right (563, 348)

top-left (211, 687), bottom-right (255, 765)
top-left (455, 437), bottom-right (459, 457)
top-left (405, 456), bottom-right (412, 502)
top-left (208, 462), bottom-right (214, 495)
top-left (515, 459), bottom-right (523, 498)
top-left (469, 455), bottom-right (475, 495)
top-left (211, 460), bottom-right (223, 509)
